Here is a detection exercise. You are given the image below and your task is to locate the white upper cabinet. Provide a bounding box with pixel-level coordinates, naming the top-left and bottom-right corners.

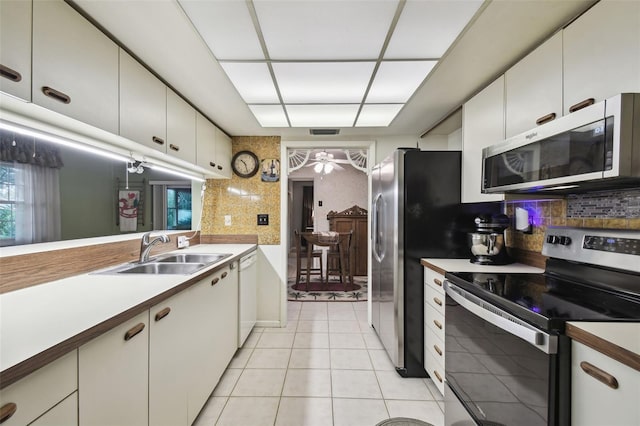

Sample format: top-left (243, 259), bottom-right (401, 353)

top-left (32, 0), bottom-right (119, 134)
top-left (505, 31), bottom-right (563, 138)
top-left (0, 0), bottom-right (32, 101)
top-left (462, 76), bottom-right (506, 203)
top-left (215, 127), bottom-right (232, 179)
top-left (196, 112), bottom-right (218, 174)
top-left (119, 49), bottom-right (167, 151)
top-left (167, 89), bottom-right (197, 163)
top-left (563, 0), bottom-right (640, 115)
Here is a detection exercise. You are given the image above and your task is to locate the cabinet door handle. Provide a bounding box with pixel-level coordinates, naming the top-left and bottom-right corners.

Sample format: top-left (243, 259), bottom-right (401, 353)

top-left (152, 136), bottom-right (165, 146)
top-left (433, 319), bottom-right (443, 330)
top-left (580, 361), bottom-right (619, 389)
top-left (0, 403), bottom-right (17, 424)
top-left (536, 112), bottom-right (556, 125)
top-left (221, 271), bottom-right (228, 279)
top-left (217, 165), bottom-right (223, 170)
top-left (0, 64), bottom-right (22, 82)
top-left (230, 263), bottom-right (236, 270)
top-left (124, 323), bottom-right (145, 341)
top-left (433, 278), bottom-right (443, 287)
top-left (154, 307), bottom-right (171, 322)
top-left (211, 277), bottom-right (220, 286)
top-left (209, 161), bottom-right (216, 168)
top-left (434, 344), bottom-right (443, 356)
top-left (433, 370), bottom-right (443, 383)
top-left (433, 297), bottom-right (443, 307)
top-left (169, 144), bottom-right (180, 152)
top-left (569, 98), bottom-right (595, 113)
top-left (42, 86), bottom-right (70, 104)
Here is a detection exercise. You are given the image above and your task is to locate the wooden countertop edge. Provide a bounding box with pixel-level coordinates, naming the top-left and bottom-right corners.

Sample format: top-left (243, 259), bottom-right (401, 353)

top-left (420, 259), bottom-right (446, 276)
top-left (0, 247), bottom-right (256, 389)
top-left (566, 323), bottom-right (640, 372)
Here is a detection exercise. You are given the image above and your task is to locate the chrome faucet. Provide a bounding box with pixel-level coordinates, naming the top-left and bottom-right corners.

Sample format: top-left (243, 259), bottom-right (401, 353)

top-left (139, 232), bottom-right (171, 263)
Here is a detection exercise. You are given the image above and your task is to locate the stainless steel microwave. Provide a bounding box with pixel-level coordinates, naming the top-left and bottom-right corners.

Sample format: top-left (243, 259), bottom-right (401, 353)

top-left (482, 93), bottom-right (640, 193)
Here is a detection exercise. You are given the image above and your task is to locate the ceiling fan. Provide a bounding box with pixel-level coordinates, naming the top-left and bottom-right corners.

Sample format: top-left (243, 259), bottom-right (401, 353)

top-left (305, 151), bottom-right (350, 174)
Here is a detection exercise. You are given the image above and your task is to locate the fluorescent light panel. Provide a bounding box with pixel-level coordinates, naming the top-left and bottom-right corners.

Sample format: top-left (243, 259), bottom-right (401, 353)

top-left (356, 104), bottom-right (403, 127)
top-left (179, 0), bottom-right (263, 60)
top-left (273, 62), bottom-right (375, 103)
top-left (248, 105), bottom-right (289, 127)
top-left (148, 163), bottom-right (205, 182)
top-left (220, 62), bottom-right (279, 103)
top-left (286, 105), bottom-right (359, 127)
top-left (254, 0), bottom-right (398, 60)
top-left (366, 61), bottom-right (437, 103)
top-left (384, 0), bottom-right (484, 59)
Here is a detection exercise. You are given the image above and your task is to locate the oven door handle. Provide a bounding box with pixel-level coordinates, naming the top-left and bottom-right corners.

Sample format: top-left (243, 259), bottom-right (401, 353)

top-left (445, 281), bottom-right (558, 354)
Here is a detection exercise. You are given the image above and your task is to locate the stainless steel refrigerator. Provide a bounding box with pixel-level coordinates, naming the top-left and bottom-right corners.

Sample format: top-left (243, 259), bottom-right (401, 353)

top-left (371, 148), bottom-right (500, 377)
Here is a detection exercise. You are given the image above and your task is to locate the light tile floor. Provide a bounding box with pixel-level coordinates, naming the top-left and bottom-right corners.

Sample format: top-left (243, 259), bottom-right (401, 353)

top-left (194, 301), bottom-right (444, 426)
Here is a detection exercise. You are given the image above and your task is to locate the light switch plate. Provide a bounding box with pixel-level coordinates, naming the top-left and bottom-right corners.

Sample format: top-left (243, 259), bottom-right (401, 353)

top-left (257, 214), bottom-right (269, 225)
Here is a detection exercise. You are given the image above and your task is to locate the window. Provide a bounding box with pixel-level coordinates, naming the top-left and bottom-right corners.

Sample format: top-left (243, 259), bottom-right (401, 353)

top-left (0, 163), bottom-right (17, 244)
top-left (166, 187), bottom-right (192, 230)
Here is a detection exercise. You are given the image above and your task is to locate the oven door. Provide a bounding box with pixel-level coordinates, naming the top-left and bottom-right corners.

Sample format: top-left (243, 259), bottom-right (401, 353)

top-left (444, 281), bottom-right (560, 426)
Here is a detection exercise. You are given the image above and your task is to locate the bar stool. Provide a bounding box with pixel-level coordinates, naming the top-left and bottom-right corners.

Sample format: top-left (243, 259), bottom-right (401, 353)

top-left (294, 230), bottom-right (323, 288)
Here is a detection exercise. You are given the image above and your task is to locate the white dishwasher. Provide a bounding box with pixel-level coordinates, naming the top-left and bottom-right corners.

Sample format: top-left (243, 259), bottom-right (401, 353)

top-left (238, 250), bottom-right (257, 347)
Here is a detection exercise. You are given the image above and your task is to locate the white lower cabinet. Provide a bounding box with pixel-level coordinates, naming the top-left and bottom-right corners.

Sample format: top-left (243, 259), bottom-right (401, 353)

top-left (0, 351), bottom-right (77, 426)
top-left (424, 267), bottom-right (446, 396)
top-left (78, 311), bottom-right (149, 426)
top-left (30, 392), bottom-right (77, 426)
top-left (571, 341), bottom-right (640, 426)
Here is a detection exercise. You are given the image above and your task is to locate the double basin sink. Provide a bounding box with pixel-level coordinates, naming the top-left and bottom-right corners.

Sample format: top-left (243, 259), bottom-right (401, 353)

top-left (97, 253), bottom-right (232, 275)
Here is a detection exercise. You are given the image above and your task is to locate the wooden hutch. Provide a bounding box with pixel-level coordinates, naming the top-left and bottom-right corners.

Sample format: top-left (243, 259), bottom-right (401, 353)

top-left (327, 205), bottom-right (368, 276)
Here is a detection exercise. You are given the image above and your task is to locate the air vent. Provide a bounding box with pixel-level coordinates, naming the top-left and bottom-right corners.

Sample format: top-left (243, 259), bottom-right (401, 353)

top-left (310, 129), bottom-right (340, 136)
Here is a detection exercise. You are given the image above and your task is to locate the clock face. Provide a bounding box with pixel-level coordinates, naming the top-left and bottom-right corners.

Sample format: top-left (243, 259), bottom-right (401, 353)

top-left (231, 150), bottom-right (259, 178)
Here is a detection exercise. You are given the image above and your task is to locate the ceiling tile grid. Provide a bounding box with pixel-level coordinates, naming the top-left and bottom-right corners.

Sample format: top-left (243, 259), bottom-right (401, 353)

top-left (179, 0), bottom-right (484, 129)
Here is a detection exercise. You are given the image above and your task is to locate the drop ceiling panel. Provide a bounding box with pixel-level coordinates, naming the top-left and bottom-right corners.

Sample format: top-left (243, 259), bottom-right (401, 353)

top-left (254, 0), bottom-right (399, 60)
top-left (367, 61), bottom-right (437, 103)
top-left (286, 104), bottom-right (359, 127)
top-left (179, 0), bottom-right (263, 60)
top-left (356, 104), bottom-right (404, 127)
top-left (248, 105), bottom-right (289, 127)
top-left (273, 62), bottom-right (375, 103)
top-left (220, 62), bottom-right (279, 103)
top-left (385, 0), bottom-right (484, 59)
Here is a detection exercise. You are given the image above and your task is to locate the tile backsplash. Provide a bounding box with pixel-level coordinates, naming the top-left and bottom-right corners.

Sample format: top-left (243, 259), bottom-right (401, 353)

top-left (506, 188), bottom-right (640, 253)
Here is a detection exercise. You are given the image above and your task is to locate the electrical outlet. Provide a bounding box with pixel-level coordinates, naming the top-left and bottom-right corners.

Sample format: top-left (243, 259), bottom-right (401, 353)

top-left (224, 215), bottom-right (232, 226)
top-left (177, 236), bottom-right (189, 249)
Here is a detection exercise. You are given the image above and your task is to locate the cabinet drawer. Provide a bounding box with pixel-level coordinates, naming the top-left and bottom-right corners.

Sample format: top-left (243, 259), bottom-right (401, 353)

top-left (425, 284), bottom-right (445, 316)
top-left (0, 351), bottom-right (77, 426)
top-left (424, 350), bottom-right (445, 397)
top-left (571, 341), bottom-right (640, 426)
top-left (29, 392), bottom-right (77, 426)
top-left (424, 324), bottom-right (445, 370)
top-left (425, 302), bottom-right (445, 343)
top-left (424, 267), bottom-right (445, 296)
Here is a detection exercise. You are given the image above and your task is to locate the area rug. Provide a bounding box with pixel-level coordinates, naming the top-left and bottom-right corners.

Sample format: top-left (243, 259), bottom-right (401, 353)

top-left (288, 276), bottom-right (368, 302)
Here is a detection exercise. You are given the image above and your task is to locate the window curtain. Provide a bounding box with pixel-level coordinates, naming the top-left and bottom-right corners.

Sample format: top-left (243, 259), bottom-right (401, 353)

top-left (14, 162), bottom-right (61, 244)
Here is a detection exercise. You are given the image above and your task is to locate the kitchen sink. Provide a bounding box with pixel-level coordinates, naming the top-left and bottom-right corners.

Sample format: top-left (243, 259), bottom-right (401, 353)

top-left (94, 252), bottom-right (231, 275)
top-left (155, 253), bottom-right (231, 264)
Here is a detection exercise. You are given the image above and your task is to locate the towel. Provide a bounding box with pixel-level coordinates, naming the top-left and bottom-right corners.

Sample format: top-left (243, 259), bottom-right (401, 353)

top-left (119, 190), bottom-right (139, 232)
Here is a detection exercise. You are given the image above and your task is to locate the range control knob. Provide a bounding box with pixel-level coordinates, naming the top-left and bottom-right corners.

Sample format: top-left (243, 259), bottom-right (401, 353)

top-left (546, 235), bottom-right (560, 244)
top-left (559, 236), bottom-right (572, 246)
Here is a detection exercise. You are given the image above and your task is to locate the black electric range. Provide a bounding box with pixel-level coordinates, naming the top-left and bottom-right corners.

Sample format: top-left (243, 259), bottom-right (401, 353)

top-left (443, 227), bottom-right (640, 426)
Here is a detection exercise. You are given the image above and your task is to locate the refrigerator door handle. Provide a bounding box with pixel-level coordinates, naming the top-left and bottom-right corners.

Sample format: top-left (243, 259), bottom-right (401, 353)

top-left (373, 193), bottom-right (386, 262)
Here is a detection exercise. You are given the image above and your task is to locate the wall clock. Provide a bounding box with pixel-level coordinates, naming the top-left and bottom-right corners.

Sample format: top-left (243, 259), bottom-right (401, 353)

top-left (231, 150), bottom-right (260, 178)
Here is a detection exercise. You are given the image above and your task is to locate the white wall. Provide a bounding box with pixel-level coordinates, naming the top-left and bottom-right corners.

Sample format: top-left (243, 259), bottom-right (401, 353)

top-left (289, 164), bottom-right (368, 232)
top-left (447, 128), bottom-right (463, 150)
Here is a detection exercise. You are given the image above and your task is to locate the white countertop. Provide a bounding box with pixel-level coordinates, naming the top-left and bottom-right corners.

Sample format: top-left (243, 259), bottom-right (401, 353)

top-left (568, 322), bottom-right (640, 356)
top-left (0, 244), bottom-right (256, 374)
top-left (421, 258), bottom-right (544, 274)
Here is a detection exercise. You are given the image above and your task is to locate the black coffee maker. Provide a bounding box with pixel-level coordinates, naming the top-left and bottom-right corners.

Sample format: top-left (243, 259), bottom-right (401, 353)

top-left (467, 214), bottom-right (513, 265)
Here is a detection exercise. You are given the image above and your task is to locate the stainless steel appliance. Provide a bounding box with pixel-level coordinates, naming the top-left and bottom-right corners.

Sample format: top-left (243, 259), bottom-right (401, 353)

top-left (371, 148), bottom-right (500, 377)
top-left (468, 214), bottom-right (512, 265)
top-left (482, 93), bottom-right (640, 194)
top-left (444, 227), bottom-right (640, 426)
